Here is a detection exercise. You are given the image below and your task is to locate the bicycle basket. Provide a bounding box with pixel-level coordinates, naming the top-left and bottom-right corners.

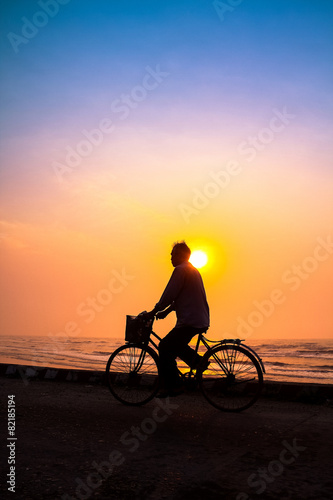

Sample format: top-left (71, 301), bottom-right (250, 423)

top-left (125, 315), bottom-right (152, 343)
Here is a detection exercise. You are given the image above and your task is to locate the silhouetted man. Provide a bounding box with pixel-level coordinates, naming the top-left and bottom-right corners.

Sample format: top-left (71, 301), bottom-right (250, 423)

top-left (146, 241), bottom-right (210, 397)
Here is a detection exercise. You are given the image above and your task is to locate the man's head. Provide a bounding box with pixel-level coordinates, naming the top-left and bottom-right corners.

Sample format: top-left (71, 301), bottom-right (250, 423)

top-left (171, 241), bottom-right (191, 267)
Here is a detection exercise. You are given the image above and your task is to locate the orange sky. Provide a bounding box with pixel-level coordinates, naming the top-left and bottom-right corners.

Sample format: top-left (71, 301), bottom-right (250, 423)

top-left (1, 156), bottom-right (332, 341)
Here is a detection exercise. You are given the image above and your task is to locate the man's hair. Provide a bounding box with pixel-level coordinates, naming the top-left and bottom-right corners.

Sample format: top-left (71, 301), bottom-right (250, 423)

top-left (172, 241), bottom-right (191, 259)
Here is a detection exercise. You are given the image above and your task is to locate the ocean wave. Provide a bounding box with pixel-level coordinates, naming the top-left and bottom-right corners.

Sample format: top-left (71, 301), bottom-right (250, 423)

top-left (318, 364), bottom-right (333, 370)
top-left (264, 361), bottom-right (287, 367)
top-left (92, 350), bottom-right (113, 356)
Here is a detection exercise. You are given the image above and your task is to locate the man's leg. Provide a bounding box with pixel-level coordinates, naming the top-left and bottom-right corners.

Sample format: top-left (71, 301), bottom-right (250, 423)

top-left (158, 326), bottom-right (205, 391)
top-left (176, 327), bottom-right (205, 368)
top-left (158, 328), bottom-right (184, 391)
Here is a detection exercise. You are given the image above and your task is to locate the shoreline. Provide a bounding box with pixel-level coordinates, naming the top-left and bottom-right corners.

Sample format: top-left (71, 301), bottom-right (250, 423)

top-left (1, 363), bottom-right (332, 404)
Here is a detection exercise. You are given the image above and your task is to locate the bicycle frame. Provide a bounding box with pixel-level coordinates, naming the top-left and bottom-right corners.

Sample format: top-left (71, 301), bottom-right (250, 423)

top-left (135, 328), bottom-right (265, 377)
top-left (147, 330), bottom-right (161, 352)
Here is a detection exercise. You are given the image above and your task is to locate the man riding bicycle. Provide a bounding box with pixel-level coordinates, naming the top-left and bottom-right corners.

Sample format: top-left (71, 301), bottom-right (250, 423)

top-left (145, 241), bottom-right (210, 397)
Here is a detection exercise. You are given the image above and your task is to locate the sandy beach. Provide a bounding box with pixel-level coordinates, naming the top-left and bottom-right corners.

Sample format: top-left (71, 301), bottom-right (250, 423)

top-left (0, 371), bottom-right (332, 500)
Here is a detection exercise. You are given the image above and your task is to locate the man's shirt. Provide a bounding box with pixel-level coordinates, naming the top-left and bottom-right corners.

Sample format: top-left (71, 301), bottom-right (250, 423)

top-left (155, 261), bottom-right (210, 329)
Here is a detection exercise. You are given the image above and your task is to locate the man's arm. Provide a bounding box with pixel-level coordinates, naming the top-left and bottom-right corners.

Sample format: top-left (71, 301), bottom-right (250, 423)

top-left (154, 266), bottom-right (185, 311)
top-left (146, 266), bottom-right (185, 319)
top-left (156, 303), bottom-right (175, 320)
top-left (145, 302), bottom-right (174, 320)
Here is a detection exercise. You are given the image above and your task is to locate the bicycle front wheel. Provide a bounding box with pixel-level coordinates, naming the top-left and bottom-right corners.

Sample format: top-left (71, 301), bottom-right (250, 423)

top-left (198, 344), bottom-right (263, 412)
top-left (106, 343), bottom-right (159, 406)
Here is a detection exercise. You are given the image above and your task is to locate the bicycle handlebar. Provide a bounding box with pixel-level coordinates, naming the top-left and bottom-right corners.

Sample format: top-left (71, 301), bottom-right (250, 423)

top-left (137, 311), bottom-right (155, 325)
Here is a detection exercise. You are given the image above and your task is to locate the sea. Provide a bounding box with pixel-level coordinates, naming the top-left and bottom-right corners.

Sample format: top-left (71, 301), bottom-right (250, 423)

top-left (0, 335), bottom-right (332, 385)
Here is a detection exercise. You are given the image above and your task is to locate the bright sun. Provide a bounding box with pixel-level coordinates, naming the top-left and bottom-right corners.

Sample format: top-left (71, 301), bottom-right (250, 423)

top-left (189, 250), bottom-right (208, 269)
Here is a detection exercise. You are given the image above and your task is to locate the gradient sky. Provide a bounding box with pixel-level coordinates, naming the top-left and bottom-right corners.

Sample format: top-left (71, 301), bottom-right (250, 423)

top-left (0, 0), bottom-right (332, 342)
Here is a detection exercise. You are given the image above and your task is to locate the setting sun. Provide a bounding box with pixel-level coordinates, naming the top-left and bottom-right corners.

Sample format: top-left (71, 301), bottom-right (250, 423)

top-left (189, 250), bottom-right (208, 269)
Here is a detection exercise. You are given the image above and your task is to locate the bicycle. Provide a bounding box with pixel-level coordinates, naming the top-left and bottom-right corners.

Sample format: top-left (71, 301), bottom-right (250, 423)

top-left (106, 314), bottom-right (265, 412)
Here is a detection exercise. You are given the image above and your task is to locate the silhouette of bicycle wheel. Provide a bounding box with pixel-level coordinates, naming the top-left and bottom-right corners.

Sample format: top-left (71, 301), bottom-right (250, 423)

top-left (106, 344), bottom-right (159, 405)
top-left (198, 344), bottom-right (263, 411)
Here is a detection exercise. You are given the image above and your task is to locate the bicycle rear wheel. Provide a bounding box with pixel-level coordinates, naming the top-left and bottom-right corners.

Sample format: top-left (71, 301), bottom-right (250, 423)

top-left (106, 343), bottom-right (159, 406)
top-left (198, 344), bottom-right (263, 412)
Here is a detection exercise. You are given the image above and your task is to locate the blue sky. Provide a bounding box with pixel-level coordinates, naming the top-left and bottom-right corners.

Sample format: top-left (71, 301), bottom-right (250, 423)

top-left (1, 0), bottom-right (332, 135)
